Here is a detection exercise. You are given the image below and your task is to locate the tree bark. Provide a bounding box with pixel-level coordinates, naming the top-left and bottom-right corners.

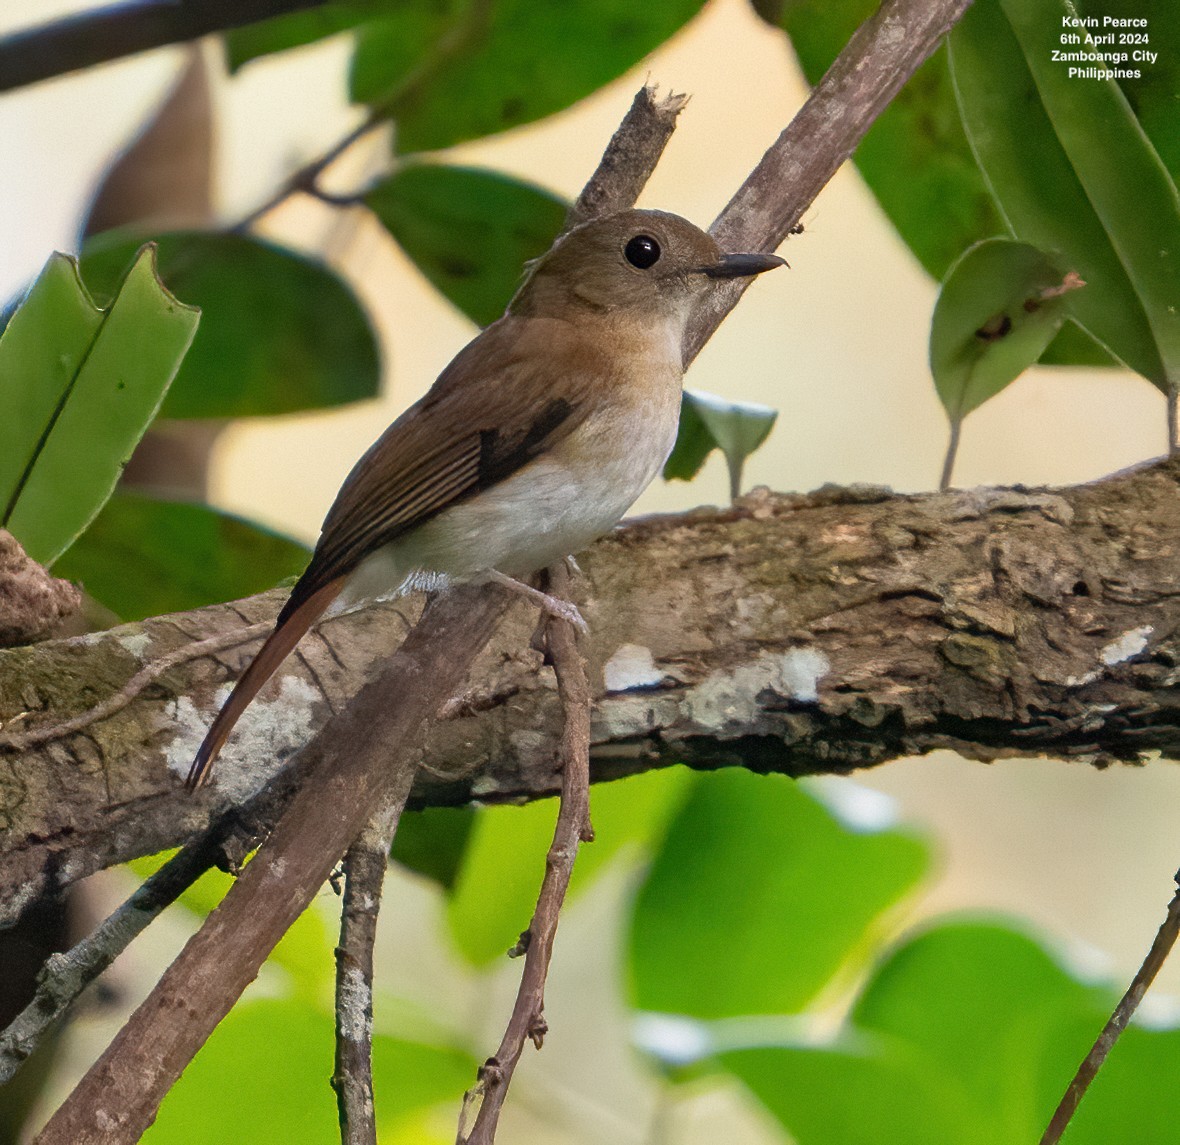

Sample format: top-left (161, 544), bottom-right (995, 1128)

top-left (5, 460), bottom-right (1180, 924)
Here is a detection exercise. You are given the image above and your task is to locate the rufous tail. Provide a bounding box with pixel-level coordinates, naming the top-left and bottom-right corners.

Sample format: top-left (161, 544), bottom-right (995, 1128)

top-left (187, 579), bottom-right (344, 790)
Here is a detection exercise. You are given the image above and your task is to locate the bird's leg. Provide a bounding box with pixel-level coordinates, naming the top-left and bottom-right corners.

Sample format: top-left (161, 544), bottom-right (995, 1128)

top-left (482, 568), bottom-right (588, 633)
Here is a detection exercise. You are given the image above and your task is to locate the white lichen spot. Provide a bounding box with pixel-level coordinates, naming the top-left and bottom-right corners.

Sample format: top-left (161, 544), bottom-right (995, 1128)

top-left (116, 631), bottom-right (152, 658)
top-left (779, 647), bottom-right (830, 703)
top-left (685, 660), bottom-right (778, 731)
top-left (164, 675), bottom-right (321, 801)
top-left (1101, 626), bottom-right (1152, 667)
top-left (603, 644), bottom-right (664, 692)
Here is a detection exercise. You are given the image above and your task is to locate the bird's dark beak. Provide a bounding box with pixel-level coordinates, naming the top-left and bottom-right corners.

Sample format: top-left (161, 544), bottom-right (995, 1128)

top-left (702, 251), bottom-right (788, 278)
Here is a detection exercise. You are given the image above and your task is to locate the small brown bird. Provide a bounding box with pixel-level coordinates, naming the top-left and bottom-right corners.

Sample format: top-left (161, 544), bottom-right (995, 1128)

top-left (187, 209), bottom-right (784, 788)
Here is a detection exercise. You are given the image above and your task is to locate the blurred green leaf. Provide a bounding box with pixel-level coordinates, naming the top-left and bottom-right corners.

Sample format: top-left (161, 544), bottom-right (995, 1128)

top-left (365, 165), bottom-right (567, 327)
top-left (146, 998), bottom-right (474, 1143)
top-left (1085, 0), bottom-right (1180, 187)
top-left (769, 1), bottom-right (1003, 280)
top-left (53, 493), bottom-right (310, 620)
top-left (391, 805), bottom-right (477, 891)
top-left (80, 231), bottom-right (379, 418)
top-left (931, 239), bottom-right (1081, 425)
top-left (853, 921), bottom-right (1102, 1142)
top-left (663, 389), bottom-right (778, 500)
top-left (1032, 1015), bottom-right (1180, 1144)
top-left (447, 769), bottom-right (691, 966)
top-left (722, 1041), bottom-right (978, 1145)
top-left (1038, 320), bottom-right (1118, 368)
top-left (996, 0), bottom-right (1180, 381)
top-left (146, 999), bottom-right (337, 1144)
top-left (628, 771), bottom-right (929, 1019)
top-left (371, 1035), bottom-right (477, 1131)
top-left (353, 0), bottom-right (708, 153)
top-left (948, 0), bottom-right (1174, 386)
top-left (0, 248), bottom-right (198, 565)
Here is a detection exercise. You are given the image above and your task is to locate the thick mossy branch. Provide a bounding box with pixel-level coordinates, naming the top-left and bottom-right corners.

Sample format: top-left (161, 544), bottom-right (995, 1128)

top-left (4, 461), bottom-right (1180, 920)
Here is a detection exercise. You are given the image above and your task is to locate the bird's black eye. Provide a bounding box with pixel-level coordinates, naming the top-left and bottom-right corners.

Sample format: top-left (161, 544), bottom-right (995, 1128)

top-left (624, 234), bottom-right (661, 270)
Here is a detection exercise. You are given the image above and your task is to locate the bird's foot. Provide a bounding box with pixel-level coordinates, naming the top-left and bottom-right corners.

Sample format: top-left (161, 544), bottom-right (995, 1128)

top-left (483, 569), bottom-right (588, 633)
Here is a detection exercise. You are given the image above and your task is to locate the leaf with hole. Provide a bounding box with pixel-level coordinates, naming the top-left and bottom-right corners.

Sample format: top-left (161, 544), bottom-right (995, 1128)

top-left (931, 239), bottom-right (1082, 428)
top-left (365, 164), bottom-right (567, 327)
top-left (662, 389), bottom-right (778, 501)
top-left (0, 247), bottom-right (198, 565)
top-left (80, 231), bottom-right (379, 418)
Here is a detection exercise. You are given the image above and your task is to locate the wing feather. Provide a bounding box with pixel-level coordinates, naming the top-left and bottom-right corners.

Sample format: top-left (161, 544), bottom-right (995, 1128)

top-left (278, 315), bottom-right (600, 617)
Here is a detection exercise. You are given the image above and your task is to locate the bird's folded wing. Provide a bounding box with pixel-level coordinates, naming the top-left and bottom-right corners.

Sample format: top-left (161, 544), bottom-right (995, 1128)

top-left (280, 316), bottom-right (599, 614)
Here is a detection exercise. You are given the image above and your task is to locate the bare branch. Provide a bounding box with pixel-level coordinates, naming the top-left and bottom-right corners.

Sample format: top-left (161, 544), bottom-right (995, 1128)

top-left (0, 755), bottom-right (306, 1083)
top-left (458, 562), bottom-right (593, 1145)
top-left (332, 795), bottom-right (408, 1145)
top-left (684, 0), bottom-right (976, 363)
top-left (31, 584), bottom-right (508, 1145)
top-left (566, 84), bottom-right (690, 229)
top-left (1040, 874), bottom-right (1180, 1144)
top-left (0, 0), bottom-right (333, 94)
top-left (10, 464), bottom-right (1180, 927)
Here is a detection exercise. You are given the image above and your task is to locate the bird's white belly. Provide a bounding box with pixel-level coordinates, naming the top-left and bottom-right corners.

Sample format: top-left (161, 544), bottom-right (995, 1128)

top-left (340, 392), bottom-right (680, 606)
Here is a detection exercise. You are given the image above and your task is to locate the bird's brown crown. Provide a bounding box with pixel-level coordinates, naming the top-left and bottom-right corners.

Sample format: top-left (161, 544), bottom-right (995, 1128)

top-left (509, 209), bottom-right (731, 321)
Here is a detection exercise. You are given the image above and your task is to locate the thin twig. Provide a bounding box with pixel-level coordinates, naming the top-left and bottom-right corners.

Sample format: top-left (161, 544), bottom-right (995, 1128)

top-left (457, 562), bottom-right (594, 1145)
top-left (332, 794), bottom-right (408, 1145)
top-left (565, 84), bottom-right (689, 229)
top-left (1040, 873), bottom-right (1180, 1145)
top-left (0, 754), bottom-right (307, 1085)
top-left (32, 585), bottom-right (508, 1145)
top-left (685, 0), bottom-right (975, 366)
top-left (940, 417), bottom-right (962, 491)
top-left (0, 622), bottom-right (271, 752)
top-left (232, 0), bottom-right (494, 233)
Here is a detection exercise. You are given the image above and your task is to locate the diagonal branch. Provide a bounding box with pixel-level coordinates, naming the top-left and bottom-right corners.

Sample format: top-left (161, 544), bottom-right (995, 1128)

top-left (32, 584), bottom-right (508, 1145)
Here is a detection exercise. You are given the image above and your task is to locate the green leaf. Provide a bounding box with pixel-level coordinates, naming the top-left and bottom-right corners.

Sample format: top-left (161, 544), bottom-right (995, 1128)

top-left (722, 1041), bottom-right (979, 1145)
top-left (447, 769), bottom-right (691, 966)
top-left (948, 0), bottom-right (1173, 386)
top-left (930, 239), bottom-right (1082, 425)
top-left (224, 1), bottom-right (383, 70)
top-left (390, 805), bottom-right (477, 891)
top-left (1086, 0), bottom-right (1180, 189)
top-left (146, 999), bottom-right (338, 1144)
top-left (662, 390), bottom-right (778, 501)
top-left (80, 231), bottom-right (379, 418)
top-left (853, 921), bottom-right (1102, 1142)
top-left (997, 0), bottom-right (1180, 381)
top-left (0, 248), bottom-right (199, 565)
top-left (771, 2), bottom-right (1004, 280)
top-left (53, 493), bottom-right (310, 620)
top-left (371, 1035), bottom-right (477, 1131)
top-left (628, 771), bottom-right (929, 1019)
top-left (353, 0), bottom-right (709, 153)
top-left (365, 165), bottom-right (568, 327)
top-left (1033, 1016), bottom-right (1180, 1144)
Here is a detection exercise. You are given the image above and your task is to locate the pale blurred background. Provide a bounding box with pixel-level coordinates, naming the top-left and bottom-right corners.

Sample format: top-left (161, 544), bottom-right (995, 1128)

top-left (5, 0), bottom-right (1180, 1137)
